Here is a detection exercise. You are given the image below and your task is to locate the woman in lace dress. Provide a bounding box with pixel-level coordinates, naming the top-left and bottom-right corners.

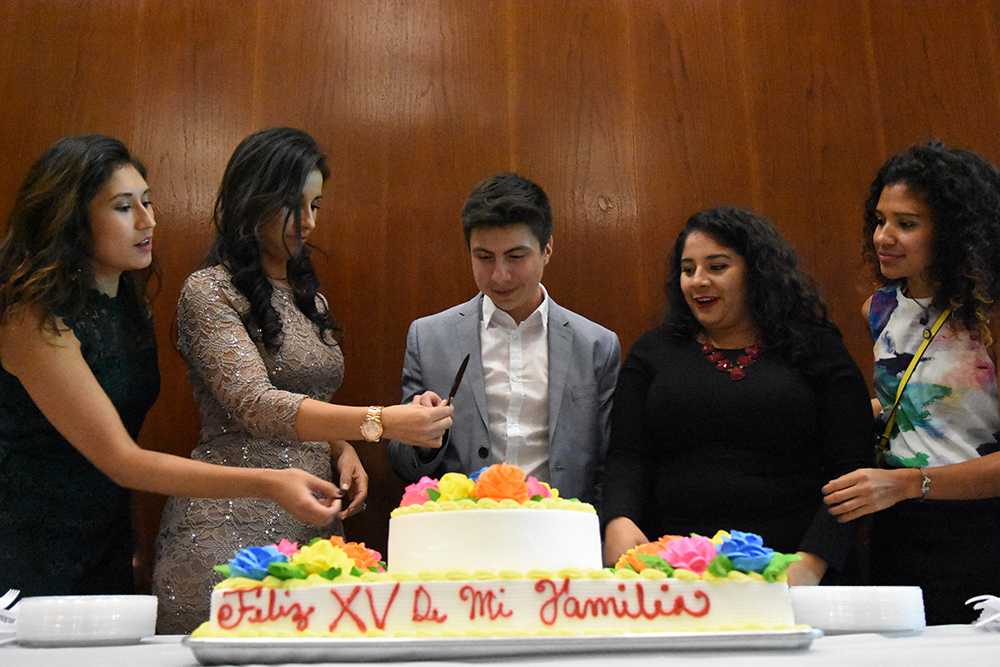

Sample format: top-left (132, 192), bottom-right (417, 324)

top-left (0, 135), bottom-right (348, 597)
top-left (152, 127), bottom-right (453, 633)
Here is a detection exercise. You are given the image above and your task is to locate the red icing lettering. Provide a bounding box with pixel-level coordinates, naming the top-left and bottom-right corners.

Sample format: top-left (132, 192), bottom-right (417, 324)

top-left (216, 588), bottom-right (315, 631)
top-left (459, 584), bottom-right (513, 621)
top-left (329, 586), bottom-right (366, 632)
top-left (411, 585), bottom-right (448, 624)
top-left (534, 578), bottom-right (711, 625)
top-left (366, 583), bottom-right (401, 630)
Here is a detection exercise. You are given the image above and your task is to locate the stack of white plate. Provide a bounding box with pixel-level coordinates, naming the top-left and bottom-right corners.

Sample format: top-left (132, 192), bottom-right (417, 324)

top-left (791, 586), bottom-right (925, 634)
top-left (16, 595), bottom-right (157, 646)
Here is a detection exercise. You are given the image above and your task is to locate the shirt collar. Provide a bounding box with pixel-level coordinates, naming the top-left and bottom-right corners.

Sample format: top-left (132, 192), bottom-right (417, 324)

top-left (482, 285), bottom-right (549, 332)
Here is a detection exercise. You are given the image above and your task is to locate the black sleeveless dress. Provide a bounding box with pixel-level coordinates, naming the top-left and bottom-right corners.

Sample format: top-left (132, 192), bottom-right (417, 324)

top-left (0, 285), bottom-right (159, 596)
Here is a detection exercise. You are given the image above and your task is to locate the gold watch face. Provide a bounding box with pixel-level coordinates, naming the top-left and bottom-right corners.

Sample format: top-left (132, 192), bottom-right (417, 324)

top-left (360, 418), bottom-right (383, 442)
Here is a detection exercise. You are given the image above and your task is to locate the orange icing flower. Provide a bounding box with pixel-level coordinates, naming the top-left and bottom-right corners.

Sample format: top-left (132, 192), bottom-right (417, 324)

top-left (615, 535), bottom-right (685, 572)
top-left (473, 463), bottom-right (529, 503)
top-left (329, 536), bottom-right (382, 571)
top-left (615, 541), bottom-right (664, 572)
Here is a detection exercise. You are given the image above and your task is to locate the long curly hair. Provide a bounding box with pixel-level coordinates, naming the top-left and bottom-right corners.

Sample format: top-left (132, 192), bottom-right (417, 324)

top-left (862, 140), bottom-right (1000, 338)
top-left (663, 207), bottom-right (834, 368)
top-left (0, 134), bottom-right (156, 337)
top-left (205, 127), bottom-right (342, 351)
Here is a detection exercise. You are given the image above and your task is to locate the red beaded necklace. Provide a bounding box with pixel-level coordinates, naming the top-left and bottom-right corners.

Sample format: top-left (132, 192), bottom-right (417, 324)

top-left (699, 339), bottom-right (763, 381)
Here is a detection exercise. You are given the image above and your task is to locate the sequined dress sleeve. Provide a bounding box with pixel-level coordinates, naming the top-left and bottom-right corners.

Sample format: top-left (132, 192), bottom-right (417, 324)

top-left (152, 265), bottom-right (345, 633)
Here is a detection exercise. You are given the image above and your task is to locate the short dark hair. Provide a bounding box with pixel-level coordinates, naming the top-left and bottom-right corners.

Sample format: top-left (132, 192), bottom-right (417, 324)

top-left (663, 207), bottom-right (833, 367)
top-left (862, 140), bottom-right (1000, 336)
top-left (461, 173), bottom-right (552, 248)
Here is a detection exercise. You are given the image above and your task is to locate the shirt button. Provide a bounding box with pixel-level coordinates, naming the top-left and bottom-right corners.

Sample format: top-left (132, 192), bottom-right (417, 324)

top-left (478, 447), bottom-right (489, 459)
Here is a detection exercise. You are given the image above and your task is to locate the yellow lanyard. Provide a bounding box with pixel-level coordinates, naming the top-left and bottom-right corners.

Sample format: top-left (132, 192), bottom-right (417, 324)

top-left (877, 307), bottom-right (952, 458)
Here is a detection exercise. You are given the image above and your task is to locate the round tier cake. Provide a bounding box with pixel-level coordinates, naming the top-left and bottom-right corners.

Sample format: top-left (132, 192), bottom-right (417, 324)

top-left (387, 507), bottom-right (602, 572)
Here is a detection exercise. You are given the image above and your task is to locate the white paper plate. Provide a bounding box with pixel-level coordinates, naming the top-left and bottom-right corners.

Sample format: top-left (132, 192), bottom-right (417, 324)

top-left (791, 586), bottom-right (925, 634)
top-left (185, 628), bottom-right (821, 664)
top-left (16, 595), bottom-right (157, 646)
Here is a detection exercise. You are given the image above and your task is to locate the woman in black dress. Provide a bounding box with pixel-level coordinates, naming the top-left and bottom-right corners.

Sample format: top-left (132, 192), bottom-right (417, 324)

top-left (602, 207), bottom-right (871, 585)
top-left (0, 135), bottom-right (350, 596)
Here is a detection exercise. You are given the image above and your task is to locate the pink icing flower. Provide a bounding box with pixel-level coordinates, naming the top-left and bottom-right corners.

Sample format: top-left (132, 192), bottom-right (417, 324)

top-left (525, 476), bottom-right (551, 499)
top-left (660, 535), bottom-right (716, 573)
top-left (400, 476), bottom-right (439, 506)
top-left (274, 538), bottom-right (299, 557)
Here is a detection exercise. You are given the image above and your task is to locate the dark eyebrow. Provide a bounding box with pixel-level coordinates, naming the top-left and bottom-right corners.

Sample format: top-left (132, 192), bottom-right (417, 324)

top-left (681, 253), bottom-right (731, 263)
top-left (110, 189), bottom-right (151, 200)
top-left (876, 206), bottom-right (923, 218)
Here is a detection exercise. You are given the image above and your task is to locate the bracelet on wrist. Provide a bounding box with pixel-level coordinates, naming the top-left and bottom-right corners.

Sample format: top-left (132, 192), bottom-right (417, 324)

top-left (917, 467), bottom-right (932, 501)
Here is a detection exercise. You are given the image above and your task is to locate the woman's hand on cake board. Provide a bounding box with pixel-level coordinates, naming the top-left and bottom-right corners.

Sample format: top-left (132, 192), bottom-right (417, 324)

top-left (331, 440), bottom-right (369, 519)
top-left (785, 552), bottom-right (827, 586)
top-left (603, 517), bottom-right (649, 567)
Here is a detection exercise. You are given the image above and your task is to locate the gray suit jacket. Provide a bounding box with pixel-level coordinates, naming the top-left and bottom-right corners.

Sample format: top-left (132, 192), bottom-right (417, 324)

top-left (387, 293), bottom-right (620, 509)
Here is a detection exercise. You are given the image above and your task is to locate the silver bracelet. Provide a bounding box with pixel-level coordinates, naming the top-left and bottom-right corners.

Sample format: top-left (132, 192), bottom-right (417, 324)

top-left (918, 468), bottom-right (932, 501)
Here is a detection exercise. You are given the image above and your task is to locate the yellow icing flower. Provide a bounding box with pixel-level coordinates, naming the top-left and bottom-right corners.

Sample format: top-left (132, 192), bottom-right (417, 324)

top-left (438, 473), bottom-right (475, 501)
top-left (541, 482), bottom-right (559, 499)
top-left (710, 530), bottom-right (731, 545)
top-left (289, 540), bottom-right (354, 575)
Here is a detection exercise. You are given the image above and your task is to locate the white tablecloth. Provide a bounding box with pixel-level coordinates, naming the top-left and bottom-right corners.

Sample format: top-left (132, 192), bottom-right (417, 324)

top-left (2, 626), bottom-right (997, 666)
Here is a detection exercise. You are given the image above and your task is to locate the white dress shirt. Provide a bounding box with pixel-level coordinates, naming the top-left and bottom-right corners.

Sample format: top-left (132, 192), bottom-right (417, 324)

top-left (480, 287), bottom-right (550, 482)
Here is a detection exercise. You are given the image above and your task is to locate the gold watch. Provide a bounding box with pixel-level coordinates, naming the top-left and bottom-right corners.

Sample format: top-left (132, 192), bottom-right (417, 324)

top-left (360, 406), bottom-right (384, 442)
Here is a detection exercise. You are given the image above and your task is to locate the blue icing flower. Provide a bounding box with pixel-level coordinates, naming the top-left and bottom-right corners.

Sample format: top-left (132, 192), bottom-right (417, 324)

top-left (228, 545), bottom-right (287, 580)
top-left (468, 466), bottom-right (490, 481)
top-left (719, 530), bottom-right (774, 573)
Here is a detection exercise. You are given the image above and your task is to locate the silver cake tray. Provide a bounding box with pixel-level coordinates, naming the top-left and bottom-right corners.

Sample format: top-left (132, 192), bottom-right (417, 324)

top-left (185, 628), bottom-right (821, 664)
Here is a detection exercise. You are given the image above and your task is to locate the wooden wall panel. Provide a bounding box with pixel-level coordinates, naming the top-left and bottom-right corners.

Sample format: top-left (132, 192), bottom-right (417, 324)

top-left (627, 0), bottom-right (759, 342)
top-left (505, 0), bottom-right (641, 345)
top-left (737, 0), bottom-right (886, 373)
top-left (1, 0), bottom-right (998, 569)
top-left (869, 0), bottom-right (1000, 158)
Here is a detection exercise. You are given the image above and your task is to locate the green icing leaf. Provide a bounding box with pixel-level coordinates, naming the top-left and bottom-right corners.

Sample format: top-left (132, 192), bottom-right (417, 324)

top-left (530, 495), bottom-right (544, 502)
top-left (707, 554), bottom-right (734, 577)
top-left (267, 562), bottom-right (308, 580)
top-left (350, 566), bottom-right (363, 577)
top-left (213, 564), bottom-right (232, 577)
top-left (762, 553), bottom-right (800, 582)
top-left (636, 552), bottom-right (675, 576)
top-left (318, 567), bottom-right (342, 580)
top-left (427, 488), bottom-right (441, 501)
top-left (378, 560), bottom-right (387, 570)
top-left (368, 565), bottom-right (381, 572)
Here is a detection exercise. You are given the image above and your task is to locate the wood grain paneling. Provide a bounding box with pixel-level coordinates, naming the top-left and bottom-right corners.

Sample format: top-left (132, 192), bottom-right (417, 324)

top-left (1, 0), bottom-right (998, 571)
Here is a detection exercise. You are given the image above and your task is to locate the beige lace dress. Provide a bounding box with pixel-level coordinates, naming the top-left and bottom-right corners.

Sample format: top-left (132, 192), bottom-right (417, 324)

top-left (152, 265), bottom-right (344, 634)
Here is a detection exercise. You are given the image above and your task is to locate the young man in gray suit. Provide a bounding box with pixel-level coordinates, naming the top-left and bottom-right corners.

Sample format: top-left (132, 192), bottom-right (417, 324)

top-left (387, 173), bottom-right (620, 508)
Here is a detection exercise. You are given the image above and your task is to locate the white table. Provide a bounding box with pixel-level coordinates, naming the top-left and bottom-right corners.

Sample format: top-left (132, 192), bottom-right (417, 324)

top-left (1, 626), bottom-right (997, 666)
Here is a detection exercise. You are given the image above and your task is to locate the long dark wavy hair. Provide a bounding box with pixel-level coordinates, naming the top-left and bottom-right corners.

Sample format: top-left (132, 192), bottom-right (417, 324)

top-left (663, 207), bottom-right (835, 368)
top-left (205, 127), bottom-right (341, 351)
top-left (862, 140), bottom-right (1000, 339)
top-left (0, 134), bottom-right (156, 337)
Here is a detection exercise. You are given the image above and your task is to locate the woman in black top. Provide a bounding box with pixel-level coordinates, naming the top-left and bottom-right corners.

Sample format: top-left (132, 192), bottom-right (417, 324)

top-left (0, 135), bottom-right (347, 596)
top-left (602, 207), bottom-right (871, 585)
